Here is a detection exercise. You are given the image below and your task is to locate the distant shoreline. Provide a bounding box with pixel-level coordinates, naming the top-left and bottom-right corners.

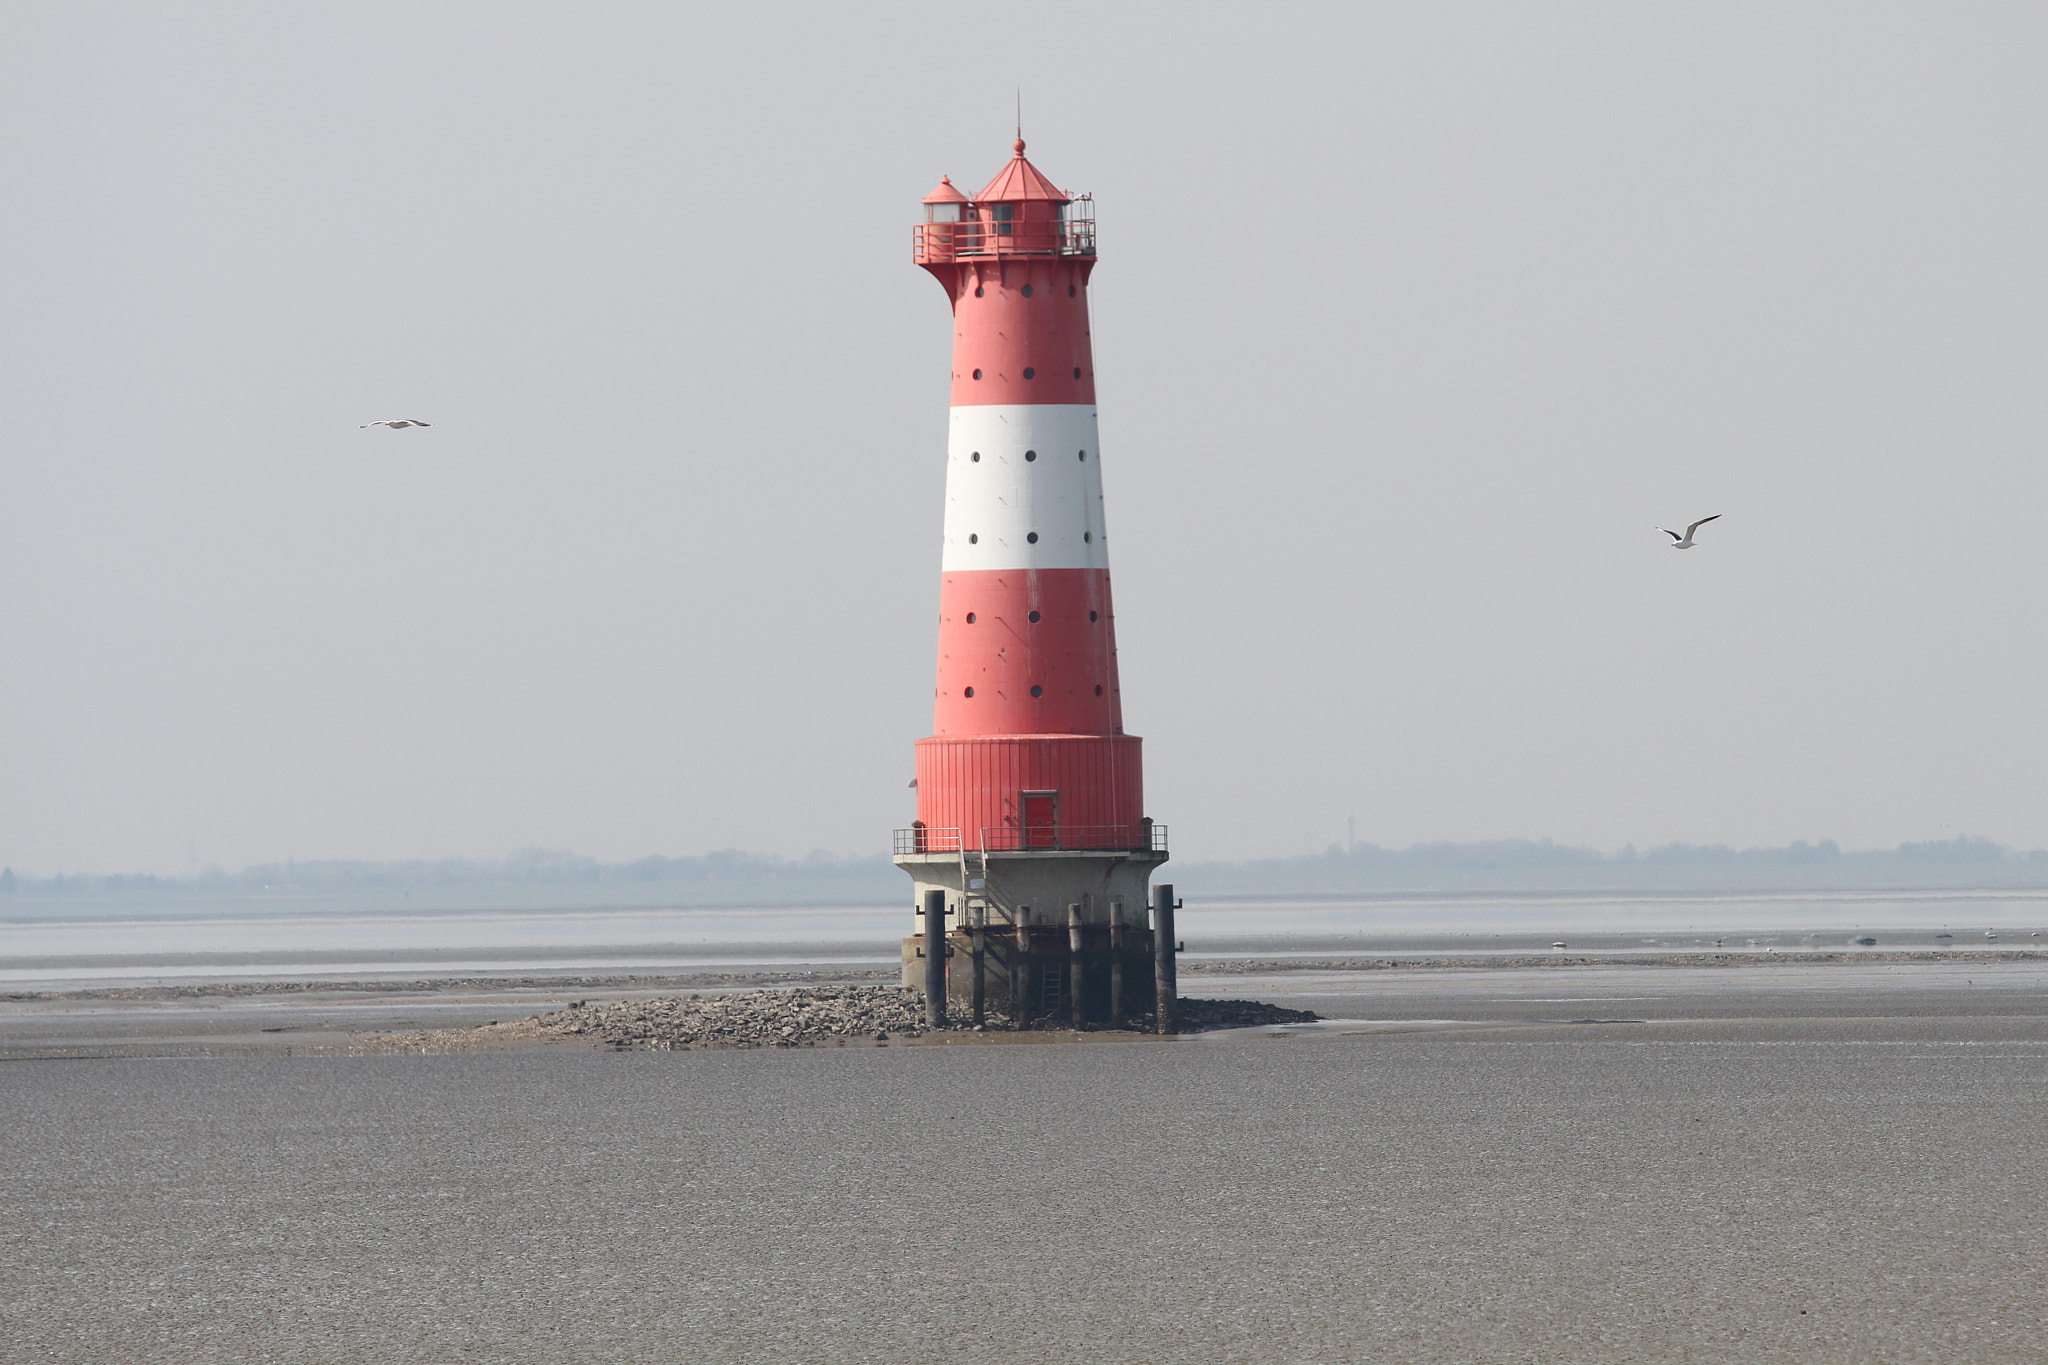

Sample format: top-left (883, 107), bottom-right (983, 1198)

top-left (11, 947), bottom-right (2045, 1004)
top-left (1178, 948), bottom-right (2048, 973)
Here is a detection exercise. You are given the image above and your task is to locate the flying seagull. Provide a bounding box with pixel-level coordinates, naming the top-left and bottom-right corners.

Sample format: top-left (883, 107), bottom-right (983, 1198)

top-left (1657, 514), bottom-right (1720, 549)
top-left (361, 419), bottom-right (431, 429)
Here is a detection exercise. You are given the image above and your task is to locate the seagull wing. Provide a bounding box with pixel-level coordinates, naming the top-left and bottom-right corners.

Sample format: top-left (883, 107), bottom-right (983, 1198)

top-left (1657, 527), bottom-right (1682, 542)
top-left (1684, 514), bottom-right (1721, 538)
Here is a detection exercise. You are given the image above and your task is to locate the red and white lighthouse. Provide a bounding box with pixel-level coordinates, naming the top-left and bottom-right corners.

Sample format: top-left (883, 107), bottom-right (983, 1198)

top-left (895, 139), bottom-right (1169, 1025)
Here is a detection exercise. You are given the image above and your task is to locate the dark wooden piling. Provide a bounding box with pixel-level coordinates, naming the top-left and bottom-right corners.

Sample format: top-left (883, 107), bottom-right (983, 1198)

top-left (1014, 904), bottom-right (1032, 1026)
top-left (1068, 902), bottom-right (1086, 1028)
top-left (1153, 882), bottom-right (1178, 1035)
top-left (1108, 897), bottom-right (1125, 1027)
top-left (969, 904), bottom-right (986, 1028)
top-left (923, 889), bottom-right (946, 1028)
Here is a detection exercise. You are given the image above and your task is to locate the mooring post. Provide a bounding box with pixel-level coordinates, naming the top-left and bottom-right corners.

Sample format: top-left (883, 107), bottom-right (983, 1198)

top-left (1108, 897), bottom-right (1125, 1027)
top-left (1153, 882), bottom-right (1178, 1035)
top-left (1068, 902), bottom-right (1086, 1028)
top-left (969, 902), bottom-right (986, 1028)
top-left (1014, 904), bottom-right (1032, 1027)
top-left (923, 889), bottom-right (946, 1028)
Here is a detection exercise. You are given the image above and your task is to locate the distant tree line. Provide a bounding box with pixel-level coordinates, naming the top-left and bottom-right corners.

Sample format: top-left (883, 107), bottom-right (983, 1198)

top-left (1168, 834), bottom-right (2048, 894)
top-left (0, 847), bottom-right (899, 896)
top-left (1193, 835), bottom-right (2041, 881)
top-left (4, 836), bottom-right (2043, 897)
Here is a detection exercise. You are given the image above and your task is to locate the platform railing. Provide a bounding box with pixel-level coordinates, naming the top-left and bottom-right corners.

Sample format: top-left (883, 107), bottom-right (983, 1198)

top-left (912, 205), bottom-right (1096, 263)
top-left (894, 823), bottom-right (1166, 856)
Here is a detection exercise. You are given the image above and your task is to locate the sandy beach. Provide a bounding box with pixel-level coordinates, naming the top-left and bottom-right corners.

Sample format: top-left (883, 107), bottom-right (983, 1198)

top-left (5, 953), bottom-right (2045, 1362)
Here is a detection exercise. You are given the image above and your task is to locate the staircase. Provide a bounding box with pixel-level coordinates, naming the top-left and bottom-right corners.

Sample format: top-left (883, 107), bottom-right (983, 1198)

top-left (958, 845), bottom-right (1004, 931)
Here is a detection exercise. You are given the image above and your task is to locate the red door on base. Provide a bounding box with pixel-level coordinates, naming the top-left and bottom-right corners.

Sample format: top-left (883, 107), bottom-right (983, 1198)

top-left (1022, 792), bottom-right (1057, 848)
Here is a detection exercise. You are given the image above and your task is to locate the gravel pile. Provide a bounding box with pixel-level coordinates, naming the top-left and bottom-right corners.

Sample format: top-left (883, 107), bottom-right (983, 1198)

top-left (358, 986), bottom-right (1318, 1052)
top-left (517, 986), bottom-right (960, 1049)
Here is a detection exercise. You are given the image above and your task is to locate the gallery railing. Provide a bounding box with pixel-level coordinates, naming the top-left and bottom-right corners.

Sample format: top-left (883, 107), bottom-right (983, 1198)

top-left (894, 823), bottom-right (1166, 856)
top-left (912, 203), bottom-right (1097, 263)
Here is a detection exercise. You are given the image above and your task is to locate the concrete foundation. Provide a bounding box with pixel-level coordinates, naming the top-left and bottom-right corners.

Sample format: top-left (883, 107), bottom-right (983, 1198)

top-left (894, 847), bottom-right (1167, 1023)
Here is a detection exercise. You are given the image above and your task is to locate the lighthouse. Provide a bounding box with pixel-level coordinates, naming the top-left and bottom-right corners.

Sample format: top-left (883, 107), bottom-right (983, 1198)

top-left (894, 139), bottom-right (1171, 1028)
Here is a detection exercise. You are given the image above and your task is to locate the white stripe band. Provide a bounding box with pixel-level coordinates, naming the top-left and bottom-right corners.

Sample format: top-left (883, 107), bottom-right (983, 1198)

top-left (941, 405), bottom-right (1109, 572)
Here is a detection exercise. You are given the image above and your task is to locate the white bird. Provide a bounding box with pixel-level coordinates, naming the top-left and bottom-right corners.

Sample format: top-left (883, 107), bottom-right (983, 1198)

top-left (361, 419), bottom-right (431, 429)
top-left (1657, 514), bottom-right (1720, 548)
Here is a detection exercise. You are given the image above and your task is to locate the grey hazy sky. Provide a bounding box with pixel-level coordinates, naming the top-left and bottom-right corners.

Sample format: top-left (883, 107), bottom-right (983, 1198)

top-left (3, 2), bottom-right (2043, 873)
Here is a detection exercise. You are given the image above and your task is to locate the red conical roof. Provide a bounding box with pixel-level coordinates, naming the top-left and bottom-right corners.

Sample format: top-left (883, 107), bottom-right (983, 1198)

top-left (922, 176), bottom-right (969, 205)
top-left (975, 139), bottom-right (1068, 203)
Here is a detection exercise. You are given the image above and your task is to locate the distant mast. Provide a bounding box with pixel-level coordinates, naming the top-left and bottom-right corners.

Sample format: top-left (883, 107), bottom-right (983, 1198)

top-left (894, 138), bottom-right (1168, 1028)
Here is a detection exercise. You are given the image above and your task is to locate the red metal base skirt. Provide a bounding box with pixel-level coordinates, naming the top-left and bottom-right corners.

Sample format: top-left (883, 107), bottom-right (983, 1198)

top-left (913, 733), bottom-right (1144, 851)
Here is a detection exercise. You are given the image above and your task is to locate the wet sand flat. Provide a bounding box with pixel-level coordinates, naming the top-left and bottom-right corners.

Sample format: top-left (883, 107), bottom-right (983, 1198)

top-left (1202, 956), bottom-right (2048, 1025)
top-left (0, 967), bottom-right (894, 1060)
top-left (4, 963), bottom-right (2045, 1363)
top-left (5, 953), bottom-right (2042, 1059)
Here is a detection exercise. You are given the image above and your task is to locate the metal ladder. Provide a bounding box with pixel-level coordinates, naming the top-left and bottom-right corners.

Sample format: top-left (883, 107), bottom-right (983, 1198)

top-left (1037, 960), bottom-right (1065, 1010)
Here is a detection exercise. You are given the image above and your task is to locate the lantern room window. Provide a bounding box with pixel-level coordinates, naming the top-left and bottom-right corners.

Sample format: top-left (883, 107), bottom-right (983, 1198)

top-left (988, 203), bottom-right (1014, 237)
top-left (926, 202), bottom-right (962, 224)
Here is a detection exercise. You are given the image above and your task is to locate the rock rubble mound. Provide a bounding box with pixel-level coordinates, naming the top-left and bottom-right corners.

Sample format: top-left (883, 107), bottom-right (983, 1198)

top-left (360, 986), bottom-right (1318, 1052)
top-left (527, 986), bottom-right (953, 1049)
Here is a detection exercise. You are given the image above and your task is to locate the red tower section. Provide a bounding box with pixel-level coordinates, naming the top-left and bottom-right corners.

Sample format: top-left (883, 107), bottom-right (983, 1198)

top-left (906, 141), bottom-right (1148, 855)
